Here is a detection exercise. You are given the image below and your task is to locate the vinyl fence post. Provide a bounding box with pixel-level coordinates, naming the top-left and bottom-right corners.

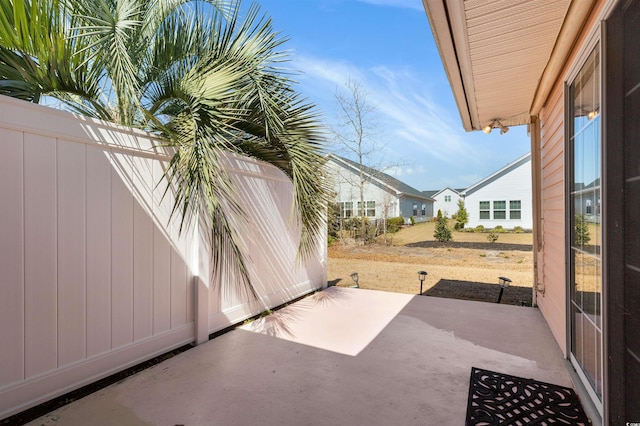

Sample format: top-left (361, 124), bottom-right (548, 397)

top-left (194, 219), bottom-right (210, 345)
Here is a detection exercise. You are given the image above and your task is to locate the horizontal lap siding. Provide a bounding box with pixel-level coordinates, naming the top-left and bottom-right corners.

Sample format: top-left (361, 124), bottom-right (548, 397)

top-left (539, 81), bottom-right (567, 354)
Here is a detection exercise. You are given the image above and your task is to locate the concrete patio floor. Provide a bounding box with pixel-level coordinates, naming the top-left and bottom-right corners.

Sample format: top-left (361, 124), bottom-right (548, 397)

top-left (28, 287), bottom-right (574, 426)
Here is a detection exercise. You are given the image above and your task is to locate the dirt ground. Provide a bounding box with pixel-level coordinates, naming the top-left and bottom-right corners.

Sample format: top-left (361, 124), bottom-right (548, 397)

top-left (328, 221), bottom-right (534, 306)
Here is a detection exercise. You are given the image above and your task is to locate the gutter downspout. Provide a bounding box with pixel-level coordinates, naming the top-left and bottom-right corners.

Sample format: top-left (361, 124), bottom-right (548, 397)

top-left (530, 116), bottom-right (544, 306)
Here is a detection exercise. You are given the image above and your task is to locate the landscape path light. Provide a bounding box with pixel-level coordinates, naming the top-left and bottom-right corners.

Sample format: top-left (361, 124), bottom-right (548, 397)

top-left (350, 272), bottom-right (359, 288)
top-left (418, 270), bottom-right (428, 295)
top-left (497, 276), bottom-right (512, 303)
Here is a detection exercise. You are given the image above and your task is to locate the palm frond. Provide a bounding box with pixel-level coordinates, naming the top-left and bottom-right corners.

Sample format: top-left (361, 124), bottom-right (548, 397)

top-left (0, 0), bottom-right (329, 300)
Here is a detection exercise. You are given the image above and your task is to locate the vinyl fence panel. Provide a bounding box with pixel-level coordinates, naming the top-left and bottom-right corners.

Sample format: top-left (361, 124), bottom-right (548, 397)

top-left (0, 96), bottom-right (326, 419)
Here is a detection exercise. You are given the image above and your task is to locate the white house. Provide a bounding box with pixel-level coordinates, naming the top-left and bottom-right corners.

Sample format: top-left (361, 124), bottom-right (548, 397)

top-left (327, 154), bottom-right (434, 223)
top-left (423, 187), bottom-right (464, 218)
top-left (462, 153), bottom-right (532, 229)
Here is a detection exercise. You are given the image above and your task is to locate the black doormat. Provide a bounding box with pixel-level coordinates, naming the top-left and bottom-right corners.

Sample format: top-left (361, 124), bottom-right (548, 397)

top-left (466, 367), bottom-right (591, 425)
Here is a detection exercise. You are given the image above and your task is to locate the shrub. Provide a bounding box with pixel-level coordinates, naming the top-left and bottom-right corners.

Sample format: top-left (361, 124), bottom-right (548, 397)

top-left (575, 214), bottom-right (591, 245)
top-left (513, 226), bottom-right (524, 233)
top-left (343, 218), bottom-right (360, 232)
top-left (327, 202), bottom-right (342, 239)
top-left (437, 209), bottom-right (443, 219)
top-left (475, 225), bottom-right (485, 232)
top-left (455, 200), bottom-right (469, 230)
top-left (386, 217), bottom-right (404, 234)
top-left (409, 216), bottom-right (415, 225)
top-left (493, 225), bottom-right (505, 233)
top-left (487, 231), bottom-right (499, 243)
top-left (434, 216), bottom-right (452, 242)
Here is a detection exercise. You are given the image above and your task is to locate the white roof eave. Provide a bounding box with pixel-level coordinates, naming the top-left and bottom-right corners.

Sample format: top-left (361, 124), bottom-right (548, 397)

top-left (422, 0), bottom-right (595, 132)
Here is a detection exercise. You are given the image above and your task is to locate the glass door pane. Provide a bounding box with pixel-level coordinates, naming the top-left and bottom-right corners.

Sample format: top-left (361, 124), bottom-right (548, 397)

top-left (568, 44), bottom-right (602, 401)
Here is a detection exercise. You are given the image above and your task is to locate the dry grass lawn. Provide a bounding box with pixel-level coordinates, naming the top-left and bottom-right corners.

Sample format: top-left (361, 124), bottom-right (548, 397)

top-left (328, 221), bottom-right (534, 306)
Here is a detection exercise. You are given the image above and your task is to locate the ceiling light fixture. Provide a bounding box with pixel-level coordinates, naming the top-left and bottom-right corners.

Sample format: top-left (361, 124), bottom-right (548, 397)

top-left (482, 119), bottom-right (509, 135)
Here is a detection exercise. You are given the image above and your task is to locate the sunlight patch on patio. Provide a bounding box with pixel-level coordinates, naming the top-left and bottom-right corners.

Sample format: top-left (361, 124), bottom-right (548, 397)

top-left (240, 286), bottom-right (413, 356)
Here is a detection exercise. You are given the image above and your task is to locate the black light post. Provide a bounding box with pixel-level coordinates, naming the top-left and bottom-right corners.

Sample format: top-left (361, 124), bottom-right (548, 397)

top-left (350, 272), bottom-right (360, 288)
top-left (418, 271), bottom-right (428, 295)
top-left (497, 276), bottom-right (512, 303)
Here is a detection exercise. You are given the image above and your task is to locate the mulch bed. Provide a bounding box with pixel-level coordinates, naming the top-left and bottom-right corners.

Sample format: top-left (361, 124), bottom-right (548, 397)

top-left (406, 241), bottom-right (533, 251)
top-left (425, 279), bottom-right (533, 306)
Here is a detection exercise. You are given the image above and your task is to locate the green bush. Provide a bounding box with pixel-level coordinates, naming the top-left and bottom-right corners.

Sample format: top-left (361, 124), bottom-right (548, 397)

top-left (575, 214), bottom-right (591, 245)
top-left (327, 202), bottom-right (341, 239)
top-left (493, 225), bottom-right (506, 233)
top-left (409, 216), bottom-right (415, 225)
top-left (487, 231), bottom-right (499, 243)
top-left (513, 226), bottom-right (524, 233)
top-left (475, 225), bottom-right (485, 232)
top-left (386, 217), bottom-right (405, 234)
top-left (434, 216), bottom-right (452, 242)
top-left (455, 200), bottom-right (469, 230)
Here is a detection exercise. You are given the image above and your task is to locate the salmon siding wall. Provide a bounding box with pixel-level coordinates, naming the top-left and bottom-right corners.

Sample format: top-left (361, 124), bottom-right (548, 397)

top-left (536, 0), bottom-right (607, 356)
top-left (538, 82), bottom-right (567, 355)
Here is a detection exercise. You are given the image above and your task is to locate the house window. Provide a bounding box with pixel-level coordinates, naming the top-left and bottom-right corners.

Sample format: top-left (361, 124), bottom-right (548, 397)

top-left (413, 203), bottom-right (418, 216)
top-left (444, 195), bottom-right (451, 202)
top-left (493, 201), bottom-right (506, 219)
top-left (343, 202), bottom-right (353, 218)
top-left (356, 201), bottom-right (375, 217)
top-left (421, 204), bottom-right (426, 216)
top-left (510, 200), bottom-right (521, 219)
top-left (479, 201), bottom-right (490, 219)
top-left (357, 201), bottom-right (375, 217)
top-left (367, 201), bottom-right (375, 217)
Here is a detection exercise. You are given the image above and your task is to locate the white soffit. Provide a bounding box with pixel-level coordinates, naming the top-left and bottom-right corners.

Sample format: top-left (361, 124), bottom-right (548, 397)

top-left (424, 0), bottom-right (572, 131)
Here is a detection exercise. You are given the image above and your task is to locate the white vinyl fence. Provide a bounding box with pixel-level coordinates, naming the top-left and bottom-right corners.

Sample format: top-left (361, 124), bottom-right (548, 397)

top-left (0, 96), bottom-right (326, 419)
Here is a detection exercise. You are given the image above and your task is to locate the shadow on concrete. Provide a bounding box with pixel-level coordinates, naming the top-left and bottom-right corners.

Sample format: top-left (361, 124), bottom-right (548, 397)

top-left (17, 288), bottom-right (575, 426)
top-left (424, 279), bottom-right (532, 306)
top-left (327, 278), bottom-right (342, 287)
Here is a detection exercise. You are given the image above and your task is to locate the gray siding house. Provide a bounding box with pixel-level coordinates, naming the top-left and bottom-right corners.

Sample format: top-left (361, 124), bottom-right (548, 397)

top-left (327, 154), bottom-right (434, 223)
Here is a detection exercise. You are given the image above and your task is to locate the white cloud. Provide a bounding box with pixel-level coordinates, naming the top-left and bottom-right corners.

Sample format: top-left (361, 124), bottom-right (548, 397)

top-left (291, 54), bottom-right (508, 189)
top-left (386, 165), bottom-right (426, 177)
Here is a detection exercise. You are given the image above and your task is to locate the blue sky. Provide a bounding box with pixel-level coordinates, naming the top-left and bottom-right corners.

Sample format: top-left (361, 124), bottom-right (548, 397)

top-left (250, 0), bottom-right (531, 191)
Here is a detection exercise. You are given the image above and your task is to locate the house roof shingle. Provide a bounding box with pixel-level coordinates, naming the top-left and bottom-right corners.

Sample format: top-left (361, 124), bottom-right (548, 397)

top-left (328, 154), bottom-right (433, 201)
